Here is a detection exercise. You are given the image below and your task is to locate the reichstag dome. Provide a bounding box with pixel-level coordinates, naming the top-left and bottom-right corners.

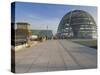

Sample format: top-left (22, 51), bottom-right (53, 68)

top-left (57, 10), bottom-right (97, 39)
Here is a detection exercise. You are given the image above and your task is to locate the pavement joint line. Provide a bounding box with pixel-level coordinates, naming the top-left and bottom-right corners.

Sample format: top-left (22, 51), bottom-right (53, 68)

top-left (56, 40), bottom-right (68, 69)
top-left (15, 40), bottom-right (97, 73)
top-left (15, 47), bottom-right (43, 73)
top-left (47, 41), bottom-right (59, 71)
top-left (47, 45), bottom-right (53, 71)
top-left (58, 40), bottom-right (85, 68)
top-left (63, 39), bottom-right (97, 59)
top-left (25, 49), bottom-right (44, 73)
top-left (26, 42), bottom-right (50, 72)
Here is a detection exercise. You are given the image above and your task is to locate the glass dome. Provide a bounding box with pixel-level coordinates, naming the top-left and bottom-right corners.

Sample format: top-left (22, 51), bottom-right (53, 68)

top-left (57, 10), bottom-right (97, 39)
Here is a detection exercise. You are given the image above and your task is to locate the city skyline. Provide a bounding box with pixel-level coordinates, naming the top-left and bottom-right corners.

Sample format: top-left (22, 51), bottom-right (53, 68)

top-left (15, 2), bottom-right (97, 35)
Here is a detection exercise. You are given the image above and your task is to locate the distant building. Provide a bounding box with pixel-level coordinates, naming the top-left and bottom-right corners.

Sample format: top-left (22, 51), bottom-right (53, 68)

top-left (57, 10), bottom-right (97, 39)
top-left (15, 22), bottom-right (32, 45)
top-left (31, 30), bottom-right (53, 40)
top-left (16, 22), bottom-right (30, 29)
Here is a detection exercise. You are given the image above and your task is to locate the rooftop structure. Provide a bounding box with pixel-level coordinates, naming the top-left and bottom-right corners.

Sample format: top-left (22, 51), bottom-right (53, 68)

top-left (31, 30), bottom-right (53, 39)
top-left (57, 10), bottom-right (97, 39)
top-left (16, 22), bottom-right (30, 30)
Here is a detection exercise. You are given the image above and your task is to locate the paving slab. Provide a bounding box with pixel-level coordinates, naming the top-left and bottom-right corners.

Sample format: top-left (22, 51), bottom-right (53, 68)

top-left (15, 40), bottom-right (97, 73)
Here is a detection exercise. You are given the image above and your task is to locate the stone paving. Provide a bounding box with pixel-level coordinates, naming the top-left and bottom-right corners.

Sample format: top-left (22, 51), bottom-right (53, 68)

top-left (15, 40), bottom-right (97, 73)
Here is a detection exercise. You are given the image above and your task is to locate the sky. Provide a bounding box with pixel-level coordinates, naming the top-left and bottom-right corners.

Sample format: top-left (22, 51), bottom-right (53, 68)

top-left (14, 2), bottom-right (97, 35)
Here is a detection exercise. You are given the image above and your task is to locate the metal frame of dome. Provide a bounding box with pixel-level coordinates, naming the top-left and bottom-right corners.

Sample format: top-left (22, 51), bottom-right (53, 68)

top-left (57, 10), bottom-right (97, 39)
